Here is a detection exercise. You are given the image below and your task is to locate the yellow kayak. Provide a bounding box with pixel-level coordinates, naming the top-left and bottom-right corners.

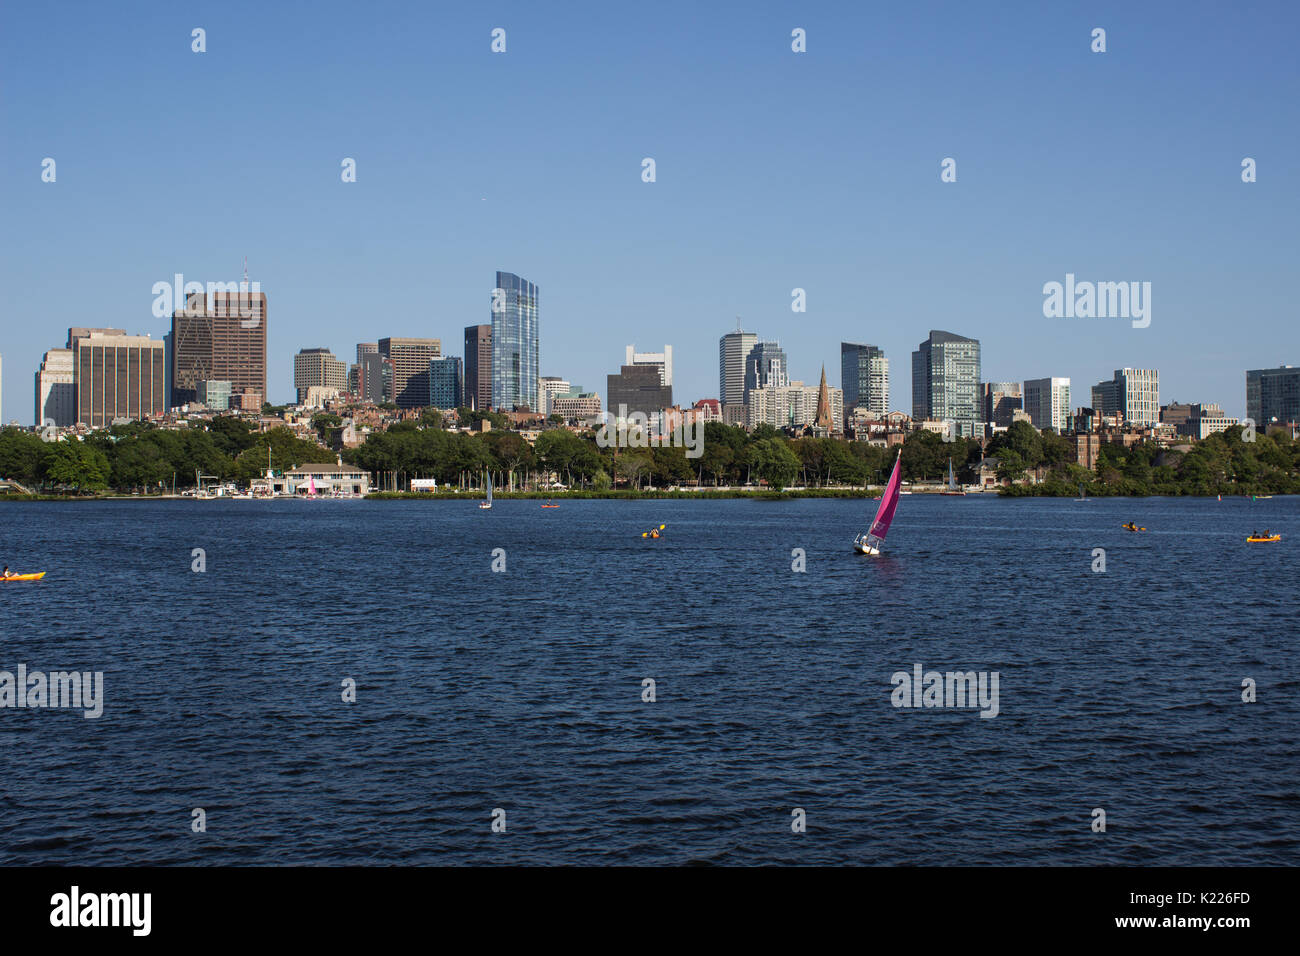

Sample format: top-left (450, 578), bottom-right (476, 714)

top-left (1, 571), bottom-right (46, 582)
top-left (1246, 535), bottom-right (1281, 543)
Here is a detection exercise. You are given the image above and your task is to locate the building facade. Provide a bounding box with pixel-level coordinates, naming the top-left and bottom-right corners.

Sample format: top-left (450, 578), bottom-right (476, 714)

top-left (196, 380), bottom-right (232, 411)
top-left (550, 390), bottom-right (602, 422)
top-left (170, 292), bottom-right (267, 409)
top-left (1246, 366), bottom-right (1300, 429)
top-left (744, 341), bottom-right (790, 401)
top-left (624, 344), bottom-right (673, 386)
top-left (718, 328), bottom-right (758, 412)
top-left (35, 348), bottom-right (76, 427)
top-left (1023, 377), bottom-right (1072, 432)
top-left (74, 332), bottom-right (167, 427)
top-left (357, 352), bottom-right (392, 405)
top-left (1092, 368), bottom-right (1159, 426)
top-left (981, 381), bottom-right (1022, 430)
top-left (747, 380), bottom-right (843, 433)
top-left (379, 337), bottom-right (441, 408)
top-left (841, 343), bottom-right (889, 419)
top-left (911, 330), bottom-right (982, 438)
top-left (293, 348), bottom-right (348, 404)
top-left (538, 376), bottom-right (570, 415)
top-left (607, 365), bottom-right (673, 421)
top-left (491, 272), bottom-right (539, 411)
top-left (429, 355), bottom-right (464, 409)
top-left (463, 324), bottom-right (492, 411)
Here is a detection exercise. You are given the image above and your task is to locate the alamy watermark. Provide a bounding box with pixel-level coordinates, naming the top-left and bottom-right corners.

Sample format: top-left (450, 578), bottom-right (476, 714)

top-left (1042, 273), bottom-right (1150, 328)
top-left (1, 664), bottom-right (104, 718)
top-left (151, 273), bottom-right (262, 328)
top-left (890, 663), bottom-right (999, 718)
top-left (594, 406), bottom-right (703, 458)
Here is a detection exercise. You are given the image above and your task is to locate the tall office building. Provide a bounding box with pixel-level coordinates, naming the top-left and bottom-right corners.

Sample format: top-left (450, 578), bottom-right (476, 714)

top-left (624, 345), bottom-right (673, 386)
top-left (981, 382), bottom-right (1022, 429)
top-left (463, 325), bottom-right (492, 411)
top-left (911, 330), bottom-right (982, 437)
top-left (356, 342), bottom-right (378, 364)
top-left (1246, 366), bottom-right (1300, 429)
top-left (170, 291), bottom-right (267, 408)
top-left (1091, 368), bottom-right (1159, 426)
top-left (840, 343), bottom-right (889, 417)
top-left (1023, 377), bottom-right (1072, 432)
top-left (719, 327), bottom-right (759, 411)
top-left (357, 352), bottom-right (392, 405)
top-left (74, 332), bottom-right (166, 427)
top-left (293, 348), bottom-right (348, 403)
top-left (429, 356), bottom-right (464, 409)
top-left (35, 348), bottom-right (77, 427)
top-left (491, 272), bottom-right (539, 411)
top-left (607, 365), bottom-right (673, 421)
top-left (379, 337), bottom-right (441, 408)
top-left (744, 342), bottom-right (790, 400)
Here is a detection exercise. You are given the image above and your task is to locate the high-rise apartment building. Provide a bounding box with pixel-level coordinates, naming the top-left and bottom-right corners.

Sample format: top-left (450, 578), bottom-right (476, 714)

top-left (1246, 366), bottom-right (1300, 429)
top-left (463, 325), bottom-right (492, 411)
top-left (379, 337), bottom-right (441, 408)
top-left (841, 343), bottom-right (889, 418)
top-left (35, 348), bottom-right (77, 427)
top-left (293, 348), bottom-right (348, 403)
top-left (719, 328), bottom-right (759, 412)
top-left (911, 330), bottom-right (982, 437)
top-left (491, 272), bottom-right (539, 411)
top-left (170, 291), bottom-right (267, 408)
top-left (74, 332), bottom-right (166, 428)
top-left (746, 380), bottom-right (844, 433)
top-left (1091, 368), bottom-right (1159, 426)
top-left (429, 356), bottom-right (464, 409)
top-left (1023, 377), bottom-right (1072, 432)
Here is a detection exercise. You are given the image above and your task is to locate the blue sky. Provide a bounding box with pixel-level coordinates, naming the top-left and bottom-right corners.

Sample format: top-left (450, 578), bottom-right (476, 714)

top-left (2, 0), bottom-right (1296, 422)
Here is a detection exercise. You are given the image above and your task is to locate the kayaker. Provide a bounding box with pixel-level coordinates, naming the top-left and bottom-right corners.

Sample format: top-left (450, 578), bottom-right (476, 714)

top-left (1, 566), bottom-right (11, 579)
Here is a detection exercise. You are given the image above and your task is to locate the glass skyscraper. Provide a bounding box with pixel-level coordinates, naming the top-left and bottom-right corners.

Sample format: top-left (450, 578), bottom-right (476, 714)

top-left (429, 355), bottom-right (464, 410)
top-left (491, 271), bottom-right (539, 411)
top-left (840, 342), bottom-right (889, 416)
top-left (911, 330), bottom-right (982, 437)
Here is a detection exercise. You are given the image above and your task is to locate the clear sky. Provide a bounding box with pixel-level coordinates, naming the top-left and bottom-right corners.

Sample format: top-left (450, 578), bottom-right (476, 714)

top-left (2, 0), bottom-right (1296, 423)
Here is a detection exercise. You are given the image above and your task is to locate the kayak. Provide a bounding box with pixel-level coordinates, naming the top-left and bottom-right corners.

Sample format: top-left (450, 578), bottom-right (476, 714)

top-left (1, 571), bottom-right (46, 582)
top-left (1121, 524), bottom-right (1147, 532)
top-left (1246, 535), bottom-right (1281, 543)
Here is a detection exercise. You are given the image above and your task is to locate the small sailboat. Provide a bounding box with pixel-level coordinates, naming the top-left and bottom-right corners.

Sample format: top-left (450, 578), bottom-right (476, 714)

top-left (940, 458), bottom-right (965, 495)
top-left (307, 477), bottom-right (317, 498)
top-left (854, 452), bottom-right (902, 555)
top-left (479, 473), bottom-right (493, 509)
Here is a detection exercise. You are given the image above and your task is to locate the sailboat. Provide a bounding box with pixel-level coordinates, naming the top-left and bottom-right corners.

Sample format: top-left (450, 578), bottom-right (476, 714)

top-left (479, 472), bottom-right (493, 510)
top-left (940, 458), bottom-right (965, 495)
top-left (854, 452), bottom-right (902, 555)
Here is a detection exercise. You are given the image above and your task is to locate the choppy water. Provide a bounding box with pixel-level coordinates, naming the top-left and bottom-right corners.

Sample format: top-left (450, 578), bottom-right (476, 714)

top-left (1, 494), bottom-right (1296, 865)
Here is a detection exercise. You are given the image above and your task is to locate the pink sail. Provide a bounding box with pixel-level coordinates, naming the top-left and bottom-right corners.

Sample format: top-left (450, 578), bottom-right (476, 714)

top-left (868, 452), bottom-right (903, 542)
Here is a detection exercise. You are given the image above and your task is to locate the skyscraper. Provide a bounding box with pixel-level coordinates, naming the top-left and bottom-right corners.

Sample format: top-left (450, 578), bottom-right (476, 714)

top-left (429, 356), bottom-right (464, 409)
top-left (1091, 368), bottom-right (1158, 426)
top-left (491, 272), bottom-right (539, 411)
top-left (607, 365), bottom-right (673, 422)
top-left (1023, 377), bottom-right (1072, 432)
top-left (35, 348), bottom-right (76, 427)
top-left (170, 291), bottom-right (267, 409)
top-left (840, 343), bottom-right (889, 417)
top-left (1246, 366), bottom-right (1300, 429)
top-left (744, 341), bottom-right (790, 401)
top-left (74, 332), bottom-right (166, 427)
top-left (912, 330), bottom-right (982, 437)
top-left (379, 337), bottom-right (441, 408)
top-left (357, 352), bottom-right (392, 405)
top-left (463, 325), bottom-right (492, 411)
top-left (719, 327), bottom-right (758, 411)
top-left (293, 348), bottom-right (348, 403)
top-left (624, 345), bottom-right (673, 386)
top-left (981, 382), bottom-right (1022, 429)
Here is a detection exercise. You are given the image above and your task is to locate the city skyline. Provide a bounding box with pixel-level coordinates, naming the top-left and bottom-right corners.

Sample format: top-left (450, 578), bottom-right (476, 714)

top-left (3, 3), bottom-right (1297, 422)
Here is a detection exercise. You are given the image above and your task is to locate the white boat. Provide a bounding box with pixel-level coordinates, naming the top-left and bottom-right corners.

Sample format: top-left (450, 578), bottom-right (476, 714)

top-left (479, 473), bottom-right (493, 510)
top-left (854, 451), bottom-right (902, 555)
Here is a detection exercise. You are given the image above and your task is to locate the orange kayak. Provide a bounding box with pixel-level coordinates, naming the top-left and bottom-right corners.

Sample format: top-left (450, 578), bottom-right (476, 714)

top-left (1, 572), bottom-right (46, 582)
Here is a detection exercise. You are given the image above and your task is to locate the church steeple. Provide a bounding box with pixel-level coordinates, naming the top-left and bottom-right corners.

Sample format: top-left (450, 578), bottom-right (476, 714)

top-left (815, 364), bottom-right (833, 431)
